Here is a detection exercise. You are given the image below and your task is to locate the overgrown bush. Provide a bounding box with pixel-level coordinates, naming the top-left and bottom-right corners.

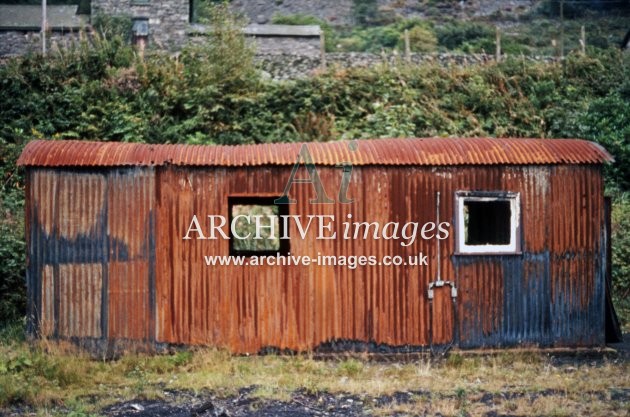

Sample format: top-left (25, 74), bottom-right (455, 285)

top-left (184, 3), bottom-right (256, 89)
top-left (406, 25), bottom-right (438, 52)
top-left (336, 19), bottom-right (437, 53)
top-left (611, 194), bottom-right (630, 328)
top-left (0, 139), bottom-right (26, 325)
top-left (92, 14), bottom-right (133, 43)
top-left (435, 22), bottom-right (494, 51)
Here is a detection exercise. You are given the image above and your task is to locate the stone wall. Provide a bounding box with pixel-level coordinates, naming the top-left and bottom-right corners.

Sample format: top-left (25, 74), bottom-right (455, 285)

top-left (92, 0), bottom-right (189, 50)
top-left (187, 32), bottom-right (321, 57)
top-left (256, 52), bottom-right (557, 80)
top-left (0, 30), bottom-right (84, 57)
top-left (253, 36), bottom-right (320, 56)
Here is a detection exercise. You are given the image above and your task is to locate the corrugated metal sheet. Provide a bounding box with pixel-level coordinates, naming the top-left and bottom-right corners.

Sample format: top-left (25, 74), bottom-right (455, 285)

top-left (107, 168), bottom-right (155, 342)
top-left (57, 263), bottom-right (102, 338)
top-left (23, 146), bottom-right (609, 353)
top-left (17, 138), bottom-right (614, 168)
top-left (152, 164), bottom-right (606, 353)
top-left (26, 168), bottom-right (155, 345)
top-left (27, 170), bottom-right (108, 340)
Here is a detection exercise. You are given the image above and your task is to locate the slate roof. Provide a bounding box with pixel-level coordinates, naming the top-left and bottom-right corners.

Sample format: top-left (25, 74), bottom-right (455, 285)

top-left (0, 5), bottom-right (88, 30)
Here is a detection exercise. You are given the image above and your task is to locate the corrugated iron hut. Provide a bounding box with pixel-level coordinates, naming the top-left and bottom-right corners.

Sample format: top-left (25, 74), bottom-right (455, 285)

top-left (17, 137), bottom-right (619, 354)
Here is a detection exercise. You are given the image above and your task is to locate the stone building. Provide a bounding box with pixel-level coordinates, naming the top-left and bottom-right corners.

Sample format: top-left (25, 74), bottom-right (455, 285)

top-left (91, 0), bottom-right (190, 50)
top-left (0, 5), bottom-right (88, 56)
top-left (0, 1), bottom-right (322, 56)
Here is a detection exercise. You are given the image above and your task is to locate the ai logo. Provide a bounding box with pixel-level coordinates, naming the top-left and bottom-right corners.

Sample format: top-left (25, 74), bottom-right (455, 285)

top-left (274, 141), bottom-right (358, 205)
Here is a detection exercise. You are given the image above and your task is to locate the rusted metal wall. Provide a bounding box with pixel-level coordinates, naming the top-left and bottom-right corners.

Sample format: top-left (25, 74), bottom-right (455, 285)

top-left (107, 168), bottom-right (155, 343)
top-left (27, 170), bottom-right (108, 339)
top-left (26, 168), bottom-right (155, 346)
top-left (23, 144), bottom-right (607, 353)
top-left (153, 164), bottom-right (606, 353)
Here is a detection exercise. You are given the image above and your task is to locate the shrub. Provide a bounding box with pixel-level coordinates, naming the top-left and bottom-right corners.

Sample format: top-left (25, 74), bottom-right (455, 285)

top-left (611, 194), bottom-right (630, 328)
top-left (92, 14), bottom-right (133, 43)
top-left (436, 22), bottom-right (494, 51)
top-left (336, 19), bottom-right (438, 53)
top-left (406, 25), bottom-right (438, 52)
top-left (183, 3), bottom-right (256, 89)
top-left (0, 137), bottom-right (26, 325)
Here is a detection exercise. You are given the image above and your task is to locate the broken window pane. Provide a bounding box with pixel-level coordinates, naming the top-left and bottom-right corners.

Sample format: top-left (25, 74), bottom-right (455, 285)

top-left (463, 200), bottom-right (511, 245)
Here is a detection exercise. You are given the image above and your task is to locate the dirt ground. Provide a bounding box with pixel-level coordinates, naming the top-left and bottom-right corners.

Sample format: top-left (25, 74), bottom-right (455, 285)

top-left (94, 338), bottom-right (630, 416)
top-left (101, 384), bottom-right (630, 417)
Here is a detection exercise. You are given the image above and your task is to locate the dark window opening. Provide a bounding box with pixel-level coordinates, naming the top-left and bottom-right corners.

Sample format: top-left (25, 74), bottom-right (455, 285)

top-left (464, 200), bottom-right (511, 245)
top-left (228, 197), bottom-right (289, 256)
top-left (131, 18), bottom-right (149, 47)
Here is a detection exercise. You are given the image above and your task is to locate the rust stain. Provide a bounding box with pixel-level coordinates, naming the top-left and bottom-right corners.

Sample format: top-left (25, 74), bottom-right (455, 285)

top-left (57, 174), bottom-right (106, 239)
top-left (57, 263), bottom-right (102, 338)
top-left (22, 139), bottom-right (610, 353)
top-left (18, 138), bottom-right (614, 168)
top-left (431, 286), bottom-right (454, 345)
top-left (40, 265), bottom-right (55, 337)
top-left (108, 261), bottom-right (150, 340)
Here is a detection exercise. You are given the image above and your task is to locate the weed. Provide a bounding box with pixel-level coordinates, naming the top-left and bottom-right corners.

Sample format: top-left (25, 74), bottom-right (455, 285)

top-left (337, 359), bottom-right (364, 377)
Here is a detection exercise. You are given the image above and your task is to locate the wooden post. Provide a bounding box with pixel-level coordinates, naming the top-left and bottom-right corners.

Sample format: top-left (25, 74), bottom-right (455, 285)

top-left (320, 30), bottom-right (326, 70)
top-left (580, 25), bottom-right (586, 55)
top-left (495, 26), bottom-right (501, 62)
top-left (560, 0), bottom-right (564, 59)
top-left (404, 29), bottom-right (411, 63)
top-left (41, 0), bottom-right (47, 56)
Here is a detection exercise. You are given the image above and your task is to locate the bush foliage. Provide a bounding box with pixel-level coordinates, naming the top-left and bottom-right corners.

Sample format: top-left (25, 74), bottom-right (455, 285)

top-left (0, 5), bottom-right (629, 327)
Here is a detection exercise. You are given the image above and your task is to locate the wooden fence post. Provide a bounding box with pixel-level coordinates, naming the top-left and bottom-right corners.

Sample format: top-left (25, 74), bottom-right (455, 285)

top-left (404, 29), bottom-right (411, 63)
top-left (320, 30), bottom-right (326, 71)
top-left (495, 26), bottom-right (501, 62)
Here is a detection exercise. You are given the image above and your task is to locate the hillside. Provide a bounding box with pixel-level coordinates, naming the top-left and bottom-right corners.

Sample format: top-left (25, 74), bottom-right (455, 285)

top-left (228, 0), bottom-right (630, 56)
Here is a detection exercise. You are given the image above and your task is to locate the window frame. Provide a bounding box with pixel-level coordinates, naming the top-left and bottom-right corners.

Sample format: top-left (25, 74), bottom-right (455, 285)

top-left (227, 196), bottom-right (290, 257)
top-left (131, 17), bottom-right (150, 38)
top-left (455, 191), bottom-right (521, 255)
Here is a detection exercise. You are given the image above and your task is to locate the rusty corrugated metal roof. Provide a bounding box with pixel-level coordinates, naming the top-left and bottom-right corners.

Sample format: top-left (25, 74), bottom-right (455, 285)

top-left (17, 138), bottom-right (614, 167)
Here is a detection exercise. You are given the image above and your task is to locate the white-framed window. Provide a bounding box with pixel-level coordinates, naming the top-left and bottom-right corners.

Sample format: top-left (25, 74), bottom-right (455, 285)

top-left (455, 191), bottom-right (521, 255)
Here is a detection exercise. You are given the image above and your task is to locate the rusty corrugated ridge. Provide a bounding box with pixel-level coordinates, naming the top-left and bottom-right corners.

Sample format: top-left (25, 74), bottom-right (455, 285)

top-left (17, 138), bottom-right (614, 167)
